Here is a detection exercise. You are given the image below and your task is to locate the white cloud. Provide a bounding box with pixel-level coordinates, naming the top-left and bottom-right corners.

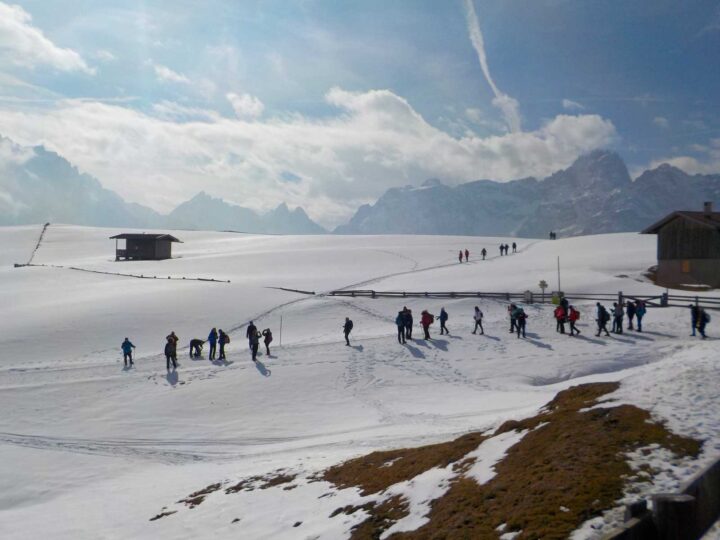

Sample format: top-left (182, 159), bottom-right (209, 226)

top-left (653, 116), bottom-right (669, 129)
top-left (226, 92), bottom-right (264, 119)
top-left (0, 2), bottom-right (93, 74)
top-left (0, 87), bottom-right (616, 226)
top-left (151, 62), bottom-right (189, 84)
top-left (152, 101), bottom-right (220, 122)
top-left (94, 49), bottom-right (116, 62)
top-left (562, 99), bottom-right (585, 111)
top-left (648, 139), bottom-right (720, 175)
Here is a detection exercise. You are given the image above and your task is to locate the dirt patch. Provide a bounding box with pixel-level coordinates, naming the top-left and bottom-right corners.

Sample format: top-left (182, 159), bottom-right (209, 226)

top-left (178, 482), bottom-right (222, 508)
top-left (225, 471), bottom-right (297, 494)
top-left (331, 495), bottom-right (410, 539)
top-left (324, 382), bottom-right (700, 540)
top-left (324, 431), bottom-right (487, 496)
top-left (149, 510), bottom-right (177, 521)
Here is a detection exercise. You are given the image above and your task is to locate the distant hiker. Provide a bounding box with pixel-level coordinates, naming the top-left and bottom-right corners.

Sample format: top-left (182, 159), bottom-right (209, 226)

top-left (404, 307), bottom-right (413, 339)
top-left (611, 303), bottom-right (624, 334)
top-left (499, 244), bottom-right (504, 257)
top-left (246, 321), bottom-right (257, 349)
top-left (420, 310), bottom-right (434, 340)
top-left (554, 305), bottom-right (566, 334)
top-left (635, 300), bottom-right (646, 332)
top-left (595, 303), bottom-right (611, 337)
top-left (396, 311), bottom-right (406, 344)
top-left (697, 308), bottom-right (710, 339)
top-left (207, 328), bottom-right (218, 360)
top-left (459, 250), bottom-right (463, 263)
top-left (481, 248), bottom-right (487, 260)
top-left (250, 331), bottom-right (260, 361)
top-left (464, 249), bottom-right (469, 262)
top-left (473, 306), bottom-right (484, 335)
top-left (508, 303), bottom-right (517, 333)
top-left (121, 337), bottom-right (135, 367)
top-left (218, 329), bottom-right (229, 360)
top-left (343, 317), bottom-right (353, 346)
top-left (512, 242), bottom-right (517, 253)
top-left (262, 329), bottom-right (273, 356)
top-left (568, 306), bottom-right (581, 336)
top-left (626, 301), bottom-right (636, 330)
top-left (189, 339), bottom-right (204, 358)
top-left (514, 306), bottom-right (527, 338)
top-left (166, 331), bottom-right (179, 348)
top-left (164, 340), bottom-right (177, 370)
top-left (439, 307), bottom-right (449, 335)
top-left (689, 304), bottom-right (699, 336)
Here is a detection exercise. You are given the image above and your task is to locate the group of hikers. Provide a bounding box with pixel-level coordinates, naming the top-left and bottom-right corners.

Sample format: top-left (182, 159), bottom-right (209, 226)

top-left (120, 300), bottom-right (712, 368)
top-left (498, 242), bottom-right (517, 256)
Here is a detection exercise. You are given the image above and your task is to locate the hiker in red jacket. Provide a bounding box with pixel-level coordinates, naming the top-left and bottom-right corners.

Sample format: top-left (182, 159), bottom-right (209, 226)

top-left (554, 305), bottom-right (566, 334)
top-left (420, 310), bottom-right (434, 340)
top-left (568, 306), bottom-right (581, 336)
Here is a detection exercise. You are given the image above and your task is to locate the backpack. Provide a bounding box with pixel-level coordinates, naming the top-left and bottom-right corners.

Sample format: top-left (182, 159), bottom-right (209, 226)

top-left (600, 308), bottom-right (610, 323)
top-left (429, 315), bottom-right (435, 325)
top-left (703, 312), bottom-right (711, 323)
top-left (224, 334), bottom-right (230, 344)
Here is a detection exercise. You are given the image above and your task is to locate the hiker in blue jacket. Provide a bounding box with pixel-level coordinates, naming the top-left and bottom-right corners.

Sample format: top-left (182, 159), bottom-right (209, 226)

top-left (635, 300), bottom-right (646, 332)
top-left (689, 305), bottom-right (699, 336)
top-left (207, 328), bottom-right (218, 360)
top-left (439, 307), bottom-right (449, 335)
top-left (396, 311), bottom-right (406, 344)
top-left (121, 338), bottom-right (135, 367)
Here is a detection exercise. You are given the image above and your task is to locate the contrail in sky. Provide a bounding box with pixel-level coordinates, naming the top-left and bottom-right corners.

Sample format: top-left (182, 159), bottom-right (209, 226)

top-left (463, 0), bottom-right (522, 133)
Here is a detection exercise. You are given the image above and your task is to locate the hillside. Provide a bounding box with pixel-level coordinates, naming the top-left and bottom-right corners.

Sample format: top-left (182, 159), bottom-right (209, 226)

top-left (0, 226), bottom-right (718, 538)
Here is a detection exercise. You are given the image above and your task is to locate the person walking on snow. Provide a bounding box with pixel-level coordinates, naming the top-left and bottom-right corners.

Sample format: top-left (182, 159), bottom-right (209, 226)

top-left (250, 331), bottom-right (260, 361)
top-left (164, 340), bottom-right (177, 370)
top-left (554, 305), bottom-right (566, 334)
top-left (207, 328), bottom-right (218, 360)
top-left (508, 303), bottom-right (517, 334)
top-left (595, 303), bottom-right (611, 337)
top-left (626, 301), bottom-right (636, 330)
top-left (499, 244), bottom-right (504, 256)
top-left (218, 329), bottom-right (229, 360)
top-left (343, 317), bottom-right (353, 346)
top-left (473, 306), bottom-right (484, 335)
top-left (262, 329), bottom-right (273, 356)
top-left (464, 249), bottom-right (469, 262)
top-left (611, 303), bottom-right (624, 334)
top-left (689, 304), bottom-right (699, 336)
top-left (512, 242), bottom-right (517, 253)
top-left (514, 306), bottom-right (527, 338)
top-left (481, 248), bottom-right (487, 260)
top-left (439, 307), bottom-right (449, 335)
top-left (697, 308), bottom-right (710, 339)
top-left (396, 311), bottom-right (406, 344)
top-left (635, 300), bottom-right (646, 332)
top-left (166, 332), bottom-right (179, 368)
top-left (404, 307), bottom-right (413, 340)
top-left (458, 250), bottom-right (463, 263)
top-left (121, 337), bottom-right (135, 367)
top-left (568, 306), bottom-right (581, 336)
top-left (246, 321), bottom-right (257, 349)
top-left (420, 310), bottom-right (434, 340)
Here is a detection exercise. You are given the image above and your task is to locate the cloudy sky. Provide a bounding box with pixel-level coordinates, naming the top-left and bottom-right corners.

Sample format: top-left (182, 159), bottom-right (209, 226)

top-left (0, 0), bottom-right (719, 226)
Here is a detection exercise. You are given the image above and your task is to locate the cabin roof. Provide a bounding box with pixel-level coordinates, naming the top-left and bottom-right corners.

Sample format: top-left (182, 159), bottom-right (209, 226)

top-left (109, 233), bottom-right (182, 242)
top-left (641, 211), bottom-right (720, 234)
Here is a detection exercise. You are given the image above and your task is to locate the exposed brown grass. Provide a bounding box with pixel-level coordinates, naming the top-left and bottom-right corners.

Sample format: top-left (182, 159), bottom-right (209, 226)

top-left (324, 382), bottom-right (701, 540)
top-left (225, 471), bottom-right (297, 494)
top-left (178, 482), bottom-right (222, 508)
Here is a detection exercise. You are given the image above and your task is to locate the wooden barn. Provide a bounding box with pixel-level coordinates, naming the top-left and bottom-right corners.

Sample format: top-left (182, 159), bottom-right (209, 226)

top-left (641, 202), bottom-right (720, 288)
top-left (110, 233), bottom-right (182, 261)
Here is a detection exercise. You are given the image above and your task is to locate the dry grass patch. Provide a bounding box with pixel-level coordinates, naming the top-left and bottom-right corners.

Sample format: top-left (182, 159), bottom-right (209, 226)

top-left (324, 382), bottom-right (701, 540)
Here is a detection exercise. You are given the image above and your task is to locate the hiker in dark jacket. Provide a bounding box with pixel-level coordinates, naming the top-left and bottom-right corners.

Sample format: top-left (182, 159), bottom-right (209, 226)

top-left (697, 308), bottom-right (710, 339)
top-left (343, 317), bottom-right (353, 346)
top-left (499, 244), bottom-right (504, 256)
top-left (250, 331), bottom-right (260, 361)
top-left (396, 312), bottom-right (406, 344)
top-left (420, 310), bottom-right (434, 340)
top-left (689, 304), bottom-right (699, 336)
top-left (513, 306), bottom-right (527, 338)
top-left (596, 303), bottom-right (610, 337)
top-left (473, 306), bottom-right (484, 335)
top-left (404, 307), bottom-right (413, 339)
top-left (189, 339), bottom-right (204, 358)
top-left (207, 328), bottom-right (218, 360)
top-left (218, 329), bottom-right (228, 360)
top-left (262, 329), bottom-right (273, 356)
top-left (246, 321), bottom-right (257, 349)
top-left (508, 303), bottom-right (517, 333)
top-left (626, 301), bottom-right (636, 330)
top-left (512, 242), bottom-right (517, 253)
top-left (439, 307), bottom-right (449, 335)
top-left (464, 249), bottom-right (469, 262)
top-left (481, 248), bottom-right (487, 260)
top-left (611, 303), bottom-right (623, 334)
top-left (121, 338), bottom-right (135, 367)
top-left (166, 332), bottom-right (178, 366)
top-left (458, 250), bottom-right (463, 263)
top-left (164, 340), bottom-right (177, 370)
top-left (635, 300), bottom-right (646, 332)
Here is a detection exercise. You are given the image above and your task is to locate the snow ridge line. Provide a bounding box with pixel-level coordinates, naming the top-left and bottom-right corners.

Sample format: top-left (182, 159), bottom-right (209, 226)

top-left (15, 263), bottom-right (231, 284)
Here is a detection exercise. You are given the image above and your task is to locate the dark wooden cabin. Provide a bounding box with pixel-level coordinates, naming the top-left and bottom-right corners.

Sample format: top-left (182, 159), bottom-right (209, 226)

top-left (110, 233), bottom-right (182, 261)
top-left (641, 202), bottom-right (720, 288)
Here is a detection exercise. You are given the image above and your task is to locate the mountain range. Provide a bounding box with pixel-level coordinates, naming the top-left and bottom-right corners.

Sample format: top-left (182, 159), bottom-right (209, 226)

top-left (1, 135), bottom-right (719, 237)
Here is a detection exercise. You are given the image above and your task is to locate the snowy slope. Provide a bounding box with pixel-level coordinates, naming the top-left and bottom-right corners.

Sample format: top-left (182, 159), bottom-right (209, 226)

top-left (0, 225), bottom-right (717, 539)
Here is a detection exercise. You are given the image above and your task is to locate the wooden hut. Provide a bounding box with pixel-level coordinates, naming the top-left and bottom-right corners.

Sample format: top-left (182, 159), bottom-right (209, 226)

top-left (641, 202), bottom-right (720, 288)
top-left (110, 233), bottom-right (182, 261)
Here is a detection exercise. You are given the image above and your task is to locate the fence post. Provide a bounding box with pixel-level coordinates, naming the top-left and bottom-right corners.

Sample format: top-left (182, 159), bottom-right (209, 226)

top-left (652, 493), bottom-right (696, 540)
top-left (661, 292), bottom-right (668, 307)
top-left (371, 290), bottom-right (376, 299)
top-left (618, 290), bottom-right (623, 306)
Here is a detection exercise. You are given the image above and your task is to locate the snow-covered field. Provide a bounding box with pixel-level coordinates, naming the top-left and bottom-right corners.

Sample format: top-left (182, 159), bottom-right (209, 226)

top-left (0, 225), bottom-right (718, 539)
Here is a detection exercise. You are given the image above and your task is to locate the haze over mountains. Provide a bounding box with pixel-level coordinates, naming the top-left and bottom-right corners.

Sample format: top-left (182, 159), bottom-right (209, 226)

top-left (1, 136), bottom-right (719, 237)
